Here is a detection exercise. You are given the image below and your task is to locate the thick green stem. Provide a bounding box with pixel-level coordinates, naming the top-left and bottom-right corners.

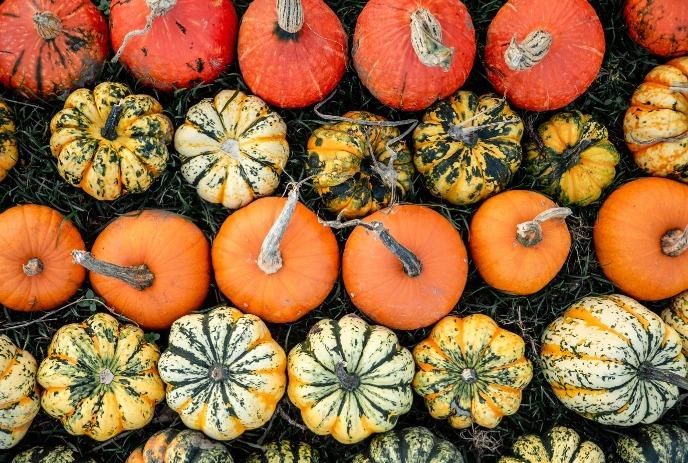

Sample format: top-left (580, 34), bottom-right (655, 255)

top-left (640, 363), bottom-right (688, 390)
top-left (100, 105), bottom-right (123, 141)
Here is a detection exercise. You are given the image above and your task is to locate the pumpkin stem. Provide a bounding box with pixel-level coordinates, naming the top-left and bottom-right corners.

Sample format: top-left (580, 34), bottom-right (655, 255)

top-left (99, 368), bottom-right (115, 385)
top-left (276, 0), bottom-right (304, 35)
top-left (662, 226), bottom-right (688, 257)
top-left (33, 11), bottom-right (63, 41)
top-left (112, 0), bottom-right (178, 63)
top-left (516, 207), bottom-right (572, 247)
top-left (335, 361), bottom-right (360, 392)
top-left (639, 363), bottom-right (688, 390)
top-left (23, 258), bottom-right (44, 277)
top-left (101, 105), bottom-right (124, 141)
top-left (505, 30), bottom-right (553, 71)
top-left (460, 368), bottom-right (478, 384)
top-left (627, 131), bottom-right (688, 146)
top-left (409, 8), bottom-right (454, 71)
top-left (72, 250), bottom-right (154, 291)
top-left (209, 364), bottom-right (228, 382)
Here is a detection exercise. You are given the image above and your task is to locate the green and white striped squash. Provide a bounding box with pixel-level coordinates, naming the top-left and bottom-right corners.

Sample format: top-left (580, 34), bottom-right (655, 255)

top-left (247, 440), bottom-right (318, 463)
top-left (352, 427), bottom-right (463, 463)
top-left (12, 446), bottom-right (97, 463)
top-left (159, 306), bottom-right (287, 441)
top-left (497, 426), bottom-right (605, 463)
top-left (287, 314), bottom-right (414, 444)
top-left (617, 424), bottom-right (688, 463)
top-left (662, 291), bottom-right (688, 356)
top-left (541, 294), bottom-right (688, 426)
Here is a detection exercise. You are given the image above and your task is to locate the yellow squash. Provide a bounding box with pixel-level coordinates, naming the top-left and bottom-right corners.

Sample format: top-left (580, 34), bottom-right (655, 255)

top-left (663, 291), bottom-right (688, 355)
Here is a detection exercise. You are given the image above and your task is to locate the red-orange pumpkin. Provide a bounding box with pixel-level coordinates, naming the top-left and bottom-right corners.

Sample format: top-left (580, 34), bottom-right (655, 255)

top-left (352, 0), bottom-right (476, 111)
top-left (110, 0), bottom-right (238, 91)
top-left (625, 0), bottom-right (688, 57)
top-left (484, 0), bottom-right (605, 111)
top-left (0, 0), bottom-right (109, 99)
top-left (238, 0), bottom-right (347, 109)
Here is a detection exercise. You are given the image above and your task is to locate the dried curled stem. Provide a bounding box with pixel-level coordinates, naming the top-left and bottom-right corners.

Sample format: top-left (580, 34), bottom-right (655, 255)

top-left (112, 0), bottom-right (177, 63)
top-left (516, 207), bottom-right (572, 247)
top-left (409, 8), bottom-right (454, 70)
top-left (277, 0), bottom-right (304, 34)
top-left (505, 30), bottom-right (553, 71)
top-left (72, 250), bottom-right (154, 291)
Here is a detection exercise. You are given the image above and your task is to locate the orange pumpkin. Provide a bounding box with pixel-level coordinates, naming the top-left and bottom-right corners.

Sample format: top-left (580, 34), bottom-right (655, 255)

top-left (213, 187), bottom-right (340, 323)
top-left (594, 178), bottom-right (688, 301)
top-left (484, 0), bottom-right (605, 111)
top-left (470, 190), bottom-right (572, 296)
top-left (342, 205), bottom-right (468, 330)
top-left (0, 205), bottom-right (85, 312)
top-left (73, 210), bottom-right (211, 329)
top-left (625, 0), bottom-right (688, 57)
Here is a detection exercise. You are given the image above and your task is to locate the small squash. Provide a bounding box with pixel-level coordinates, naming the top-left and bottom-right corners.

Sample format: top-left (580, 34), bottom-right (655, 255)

top-left (0, 100), bottom-right (18, 183)
top-left (12, 446), bottom-right (96, 463)
top-left (50, 82), bottom-right (174, 201)
top-left (413, 91), bottom-right (524, 206)
top-left (413, 314), bottom-right (533, 429)
top-left (625, 0), bottom-right (688, 57)
top-left (540, 294), bottom-right (688, 426)
top-left (247, 441), bottom-right (319, 463)
top-left (662, 291), bottom-right (688, 355)
top-left (126, 429), bottom-right (234, 463)
top-left (470, 190), bottom-right (572, 296)
top-left (593, 177), bottom-right (688, 301)
top-left (37, 312), bottom-right (165, 441)
top-left (72, 209), bottom-right (211, 330)
top-left (497, 426), bottom-right (605, 463)
top-left (352, 427), bottom-right (463, 463)
top-left (288, 314), bottom-right (414, 444)
top-left (484, 0), bottom-right (605, 111)
top-left (159, 306), bottom-right (286, 441)
top-left (174, 89), bottom-right (289, 209)
top-left (307, 111), bottom-right (414, 218)
top-left (525, 111), bottom-right (620, 206)
top-left (617, 424), bottom-right (688, 463)
top-left (0, 336), bottom-right (40, 450)
top-left (0, 204), bottom-right (85, 312)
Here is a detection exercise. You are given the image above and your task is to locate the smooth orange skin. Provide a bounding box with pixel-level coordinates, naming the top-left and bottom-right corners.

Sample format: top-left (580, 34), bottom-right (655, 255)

top-left (89, 210), bottom-right (211, 329)
top-left (0, 204), bottom-right (85, 311)
top-left (213, 197), bottom-right (340, 323)
top-left (470, 190), bottom-right (572, 296)
top-left (343, 205), bottom-right (468, 330)
top-left (594, 177), bottom-right (688, 301)
top-left (625, 0), bottom-right (688, 57)
top-left (484, 0), bottom-right (605, 111)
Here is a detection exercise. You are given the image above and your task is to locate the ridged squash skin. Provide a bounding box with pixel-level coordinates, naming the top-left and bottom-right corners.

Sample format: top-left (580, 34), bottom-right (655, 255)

top-left (12, 446), bottom-right (97, 463)
top-left (352, 427), bottom-right (463, 463)
top-left (617, 424), bottom-right (688, 463)
top-left (126, 429), bottom-right (234, 463)
top-left (247, 441), bottom-right (319, 463)
top-left (497, 426), bottom-right (605, 463)
top-left (0, 99), bottom-right (18, 182)
top-left (662, 291), bottom-right (688, 355)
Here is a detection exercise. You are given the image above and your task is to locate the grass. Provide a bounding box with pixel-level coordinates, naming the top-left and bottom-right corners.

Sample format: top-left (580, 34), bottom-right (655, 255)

top-left (1, 0), bottom-right (685, 461)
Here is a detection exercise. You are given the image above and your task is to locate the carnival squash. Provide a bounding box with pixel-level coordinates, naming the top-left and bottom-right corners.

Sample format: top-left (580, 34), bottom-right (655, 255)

top-left (174, 89), bottom-right (289, 209)
top-left (0, 100), bottom-right (18, 183)
top-left (50, 82), bottom-right (173, 201)
top-left (352, 427), bottom-right (463, 463)
top-left (540, 294), bottom-right (688, 426)
top-left (414, 91), bottom-right (524, 205)
top-left (12, 446), bottom-right (96, 463)
top-left (247, 441), bottom-right (319, 463)
top-left (126, 429), bottom-right (234, 463)
top-left (663, 291), bottom-right (688, 355)
top-left (37, 312), bottom-right (165, 441)
top-left (288, 314), bottom-right (414, 444)
top-left (625, 0), bottom-right (688, 57)
top-left (497, 426), bottom-right (605, 463)
top-left (617, 424), bottom-right (688, 463)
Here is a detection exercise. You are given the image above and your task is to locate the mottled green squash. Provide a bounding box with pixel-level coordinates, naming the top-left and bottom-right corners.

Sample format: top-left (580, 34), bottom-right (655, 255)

top-left (126, 429), bottom-right (234, 463)
top-left (498, 426), bottom-right (605, 463)
top-left (0, 98), bottom-right (18, 182)
top-left (662, 291), bottom-right (688, 356)
top-left (352, 427), bottom-right (463, 463)
top-left (12, 446), bottom-right (97, 463)
top-left (617, 424), bottom-right (688, 463)
top-left (247, 440), bottom-right (319, 463)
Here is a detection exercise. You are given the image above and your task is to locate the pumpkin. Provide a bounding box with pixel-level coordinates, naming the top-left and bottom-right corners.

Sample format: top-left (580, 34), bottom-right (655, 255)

top-left (0, 99), bottom-right (18, 183)
top-left (174, 89), bottom-right (289, 209)
top-left (126, 429), bottom-right (234, 463)
top-left (484, 0), bottom-right (605, 111)
top-left (247, 441), bottom-right (319, 463)
top-left (524, 111), bottom-right (620, 206)
top-left (540, 294), bottom-right (688, 426)
top-left (238, 0), bottom-right (347, 109)
top-left (212, 185), bottom-right (340, 323)
top-left (49, 82), bottom-right (174, 201)
top-left (0, 335), bottom-right (40, 449)
top-left (0, 0), bottom-right (108, 100)
top-left (352, 0), bottom-right (476, 111)
top-left (352, 427), bottom-right (463, 463)
top-left (413, 91), bottom-right (524, 206)
top-left (12, 446), bottom-right (96, 463)
top-left (617, 424), bottom-right (688, 463)
top-left (469, 190), bottom-right (572, 296)
top-left (342, 204), bottom-right (468, 330)
top-left (662, 291), bottom-right (688, 355)
top-left (497, 426), bottom-right (605, 463)
top-left (36, 312), bottom-right (165, 441)
top-left (623, 57), bottom-right (688, 181)
top-left (0, 204), bottom-right (85, 312)
top-left (413, 314), bottom-right (533, 429)
top-left (72, 209), bottom-right (211, 330)
top-left (110, 0), bottom-right (238, 91)
top-left (593, 177), bottom-right (688, 301)
top-left (287, 314), bottom-right (414, 444)
top-left (158, 306), bottom-right (287, 441)
top-left (307, 111), bottom-right (414, 218)
top-left (625, 0), bottom-right (688, 57)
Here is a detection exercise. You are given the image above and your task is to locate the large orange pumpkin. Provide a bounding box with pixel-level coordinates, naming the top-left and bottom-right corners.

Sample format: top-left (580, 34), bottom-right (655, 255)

top-left (352, 0), bottom-right (476, 111)
top-left (73, 210), bottom-right (211, 329)
top-left (238, 0), bottom-right (347, 109)
top-left (0, 205), bottom-right (85, 312)
top-left (594, 178), bottom-right (688, 301)
top-left (342, 205), bottom-right (468, 330)
top-left (470, 190), bottom-right (572, 296)
top-left (625, 0), bottom-right (688, 57)
top-left (484, 0), bottom-right (605, 111)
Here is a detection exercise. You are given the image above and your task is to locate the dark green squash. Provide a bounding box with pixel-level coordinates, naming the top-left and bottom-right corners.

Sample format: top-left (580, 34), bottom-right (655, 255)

top-left (247, 441), bottom-right (319, 463)
top-left (12, 446), bottom-right (97, 463)
top-left (352, 427), bottom-right (463, 463)
top-left (617, 424), bottom-right (688, 463)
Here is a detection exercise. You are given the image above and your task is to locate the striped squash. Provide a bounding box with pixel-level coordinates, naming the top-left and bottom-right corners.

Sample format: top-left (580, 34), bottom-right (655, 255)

top-left (12, 446), bottom-right (96, 463)
top-left (36, 313), bottom-right (165, 441)
top-left (617, 424), bottom-right (688, 463)
top-left (541, 294), bottom-right (688, 426)
top-left (352, 427), bottom-right (463, 463)
top-left (247, 441), bottom-right (319, 463)
top-left (126, 429), bottom-right (234, 463)
top-left (158, 306), bottom-right (287, 441)
top-left (288, 314), bottom-right (414, 444)
top-left (0, 99), bottom-right (17, 182)
top-left (497, 426), bottom-right (605, 463)
top-left (413, 314), bottom-right (533, 429)
top-left (662, 291), bottom-right (688, 355)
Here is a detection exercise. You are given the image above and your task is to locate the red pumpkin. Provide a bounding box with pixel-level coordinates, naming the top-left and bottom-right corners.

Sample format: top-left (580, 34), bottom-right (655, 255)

top-left (238, 0), bottom-right (347, 109)
top-left (625, 0), bottom-right (688, 57)
top-left (0, 0), bottom-right (109, 100)
top-left (352, 0), bottom-right (476, 111)
top-left (484, 0), bottom-right (605, 111)
top-left (110, 0), bottom-right (238, 91)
